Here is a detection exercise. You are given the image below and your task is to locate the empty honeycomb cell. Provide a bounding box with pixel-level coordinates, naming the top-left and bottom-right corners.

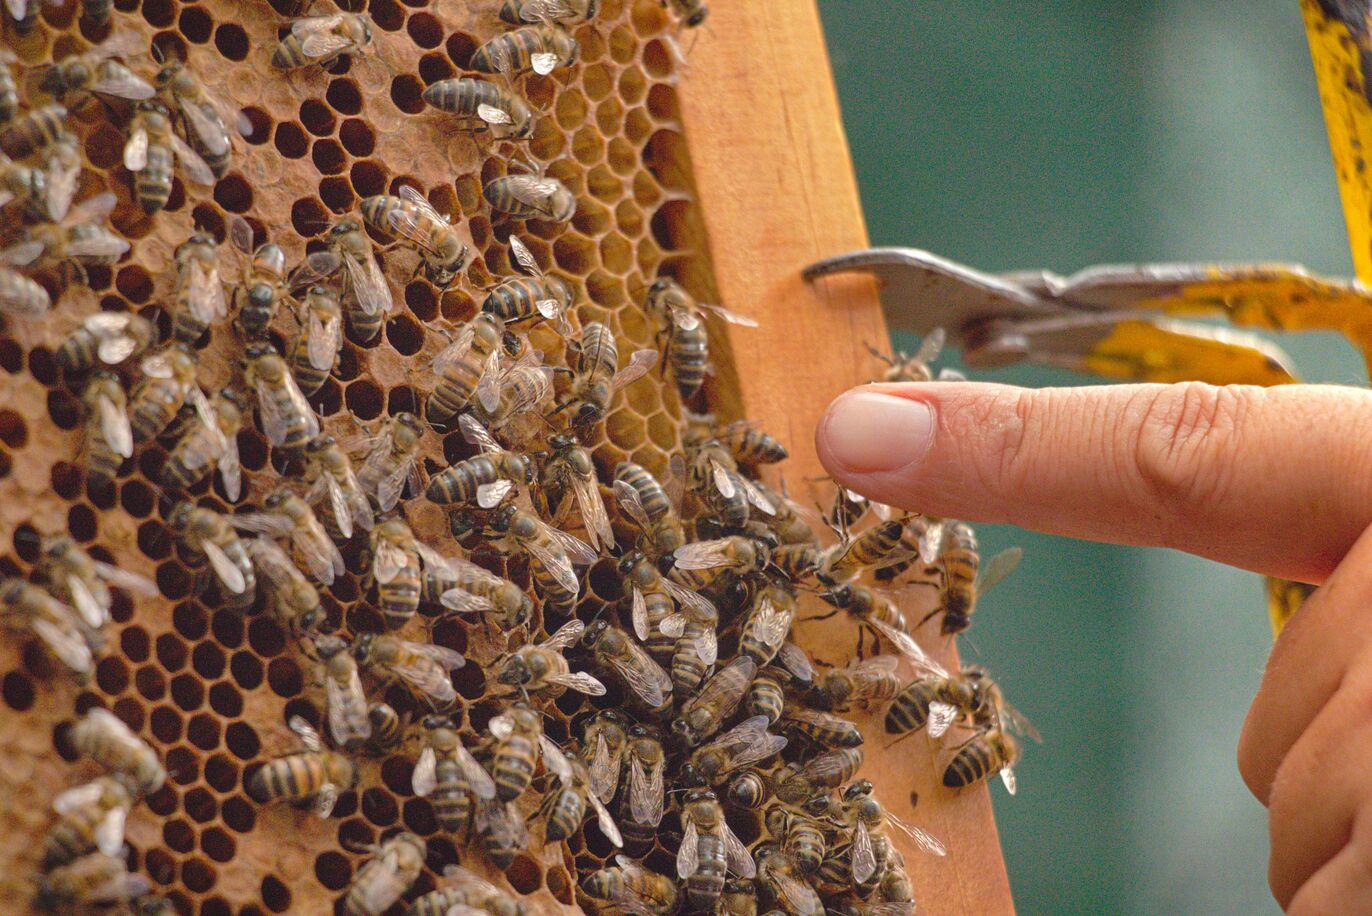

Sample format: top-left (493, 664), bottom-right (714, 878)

top-left (403, 281), bottom-right (438, 322)
top-left (613, 199), bottom-right (646, 238)
top-left (587, 164), bottom-right (626, 204)
top-left (96, 654), bottom-right (130, 694)
top-left (225, 721), bottom-right (260, 761)
top-left (199, 899), bottom-right (230, 916)
top-left (646, 409), bottom-right (678, 452)
top-left (67, 502), bottom-right (97, 542)
top-left (291, 196), bottom-right (330, 237)
top-left (158, 632), bottom-right (189, 671)
top-left (0, 409), bottom-right (25, 449)
top-left (115, 264), bottom-right (154, 302)
top-left (140, 0), bottom-right (174, 28)
top-left (238, 430), bottom-right (268, 472)
top-left (150, 705), bottom-right (182, 745)
top-left (189, 712), bottom-right (222, 751)
top-left (325, 78), bottom-right (363, 116)
top-left (616, 64), bottom-right (648, 105)
top-left (300, 99), bottom-right (337, 137)
top-left (649, 197), bottom-right (692, 251)
top-left (165, 818), bottom-right (196, 854)
top-left (202, 826), bottom-right (236, 863)
top-left (553, 234), bottom-right (599, 276)
top-left (370, 0), bottom-right (404, 29)
top-left (191, 204), bottom-right (227, 243)
top-left (208, 682), bottom-right (242, 720)
top-left (407, 10), bottom-right (443, 47)
top-left (441, 27), bottom-right (477, 67)
top-left (607, 23), bottom-right (638, 63)
top-left (361, 787), bottom-right (399, 827)
top-left (386, 385), bottom-right (420, 416)
top-left (2, 670), bottom-right (35, 711)
top-left (185, 786), bottom-right (218, 823)
top-left (145, 848), bottom-right (177, 886)
top-left (120, 478), bottom-right (155, 517)
top-left (261, 874), bottom-right (292, 913)
top-left (167, 745), bottom-right (200, 786)
top-left (182, 856), bottom-right (217, 893)
top-left (606, 135), bottom-right (639, 178)
top-left (344, 378), bottom-right (384, 420)
top-left (25, 346), bottom-right (56, 385)
top-left (266, 657), bottom-right (303, 698)
top-left (596, 96), bottom-right (625, 136)
top-left (171, 671), bottom-right (205, 711)
top-left (337, 818), bottom-right (375, 853)
top-left (179, 4), bottom-right (213, 42)
top-left (214, 22), bottom-right (249, 60)
top-left (222, 794), bottom-right (255, 834)
top-left (312, 138), bottom-right (347, 175)
top-left (172, 601), bottom-right (208, 640)
top-left (338, 118), bottom-right (375, 159)
top-left (584, 269), bottom-right (629, 310)
top-left (582, 62), bottom-right (614, 103)
top-left (45, 388), bottom-right (81, 431)
top-left (643, 38), bottom-right (673, 79)
top-left (314, 378), bottom-right (345, 416)
top-left (400, 798), bottom-right (438, 836)
top-left (379, 756), bottom-right (412, 796)
top-left (314, 851), bottom-right (351, 891)
top-left (274, 122), bottom-right (309, 159)
top-left (390, 74), bottom-right (426, 114)
top-left (349, 159), bottom-right (387, 198)
top-left (0, 337), bottom-right (19, 374)
top-left (192, 642), bottom-right (227, 681)
top-left (507, 854), bottom-right (542, 894)
top-left (121, 626), bottom-right (151, 663)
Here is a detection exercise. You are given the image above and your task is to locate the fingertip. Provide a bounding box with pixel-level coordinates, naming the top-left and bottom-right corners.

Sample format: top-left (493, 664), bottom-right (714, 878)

top-left (814, 387), bottom-right (937, 480)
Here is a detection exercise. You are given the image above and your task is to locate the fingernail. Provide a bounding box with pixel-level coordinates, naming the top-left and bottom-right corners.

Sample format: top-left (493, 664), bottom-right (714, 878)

top-left (820, 391), bottom-right (935, 474)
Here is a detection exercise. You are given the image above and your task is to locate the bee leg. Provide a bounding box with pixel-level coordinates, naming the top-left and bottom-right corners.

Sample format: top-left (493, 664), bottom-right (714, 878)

top-left (803, 609), bottom-right (840, 622)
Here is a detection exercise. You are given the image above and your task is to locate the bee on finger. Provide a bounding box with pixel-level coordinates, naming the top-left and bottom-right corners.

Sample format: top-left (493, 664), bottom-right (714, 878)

top-left (412, 714), bottom-right (495, 833)
top-left (355, 412), bottom-right (424, 513)
top-left (344, 831), bottom-right (426, 916)
top-left (161, 387), bottom-right (246, 501)
top-left (232, 488), bottom-right (345, 587)
top-left (868, 328), bottom-right (949, 383)
top-left (423, 77), bottom-right (536, 140)
top-left (471, 22), bottom-right (579, 76)
top-left (926, 521), bottom-right (1022, 635)
top-left (288, 285), bottom-right (343, 396)
top-left (272, 12), bottom-right (377, 71)
top-left (352, 632), bottom-right (465, 706)
top-left (497, 619), bottom-right (606, 697)
top-left (167, 503), bottom-right (256, 610)
top-left (248, 716), bottom-right (357, 818)
top-left (245, 536), bottom-right (323, 635)
top-left (425, 414), bottom-right (534, 509)
top-left (124, 101), bottom-right (216, 214)
top-left (58, 312), bottom-right (157, 376)
top-left (645, 277), bottom-right (757, 401)
top-left (243, 342), bottom-right (320, 451)
top-left (361, 186), bottom-right (469, 288)
top-left (80, 372), bottom-right (133, 489)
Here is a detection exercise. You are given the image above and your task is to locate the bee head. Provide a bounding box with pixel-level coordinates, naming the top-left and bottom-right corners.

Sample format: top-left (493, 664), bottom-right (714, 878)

top-left (616, 550), bottom-right (643, 575)
top-left (166, 502), bottom-right (193, 531)
top-left (0, 578), bottom-right (24, 603)
top-left (312, 634), bottom-right (346, 659)
top-left (243, 342), bottom-right (275, 362)
top-left (350, 633), bottom-right (375, 660)
top-left (487, 503), bottom-right (517, 532)
top-left (297, 607), bottom-right (324, 634)
top-left (580, 617), bottom-right (608, 646)
top-left (304, 433), bottom-right (334, 455)
top-left (497, 655), bottom-right (531, 686)
top-left (547, 433), bottom-right (575, 451)
top-left (395, 412), bottom-right (424, 436)
top-left (686, 7), bottom-right (707, 26)
top-left (421, 713), bottom-right (452, 730)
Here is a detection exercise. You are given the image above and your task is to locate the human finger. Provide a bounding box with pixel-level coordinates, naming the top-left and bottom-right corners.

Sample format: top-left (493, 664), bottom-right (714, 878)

top-left (814, 381), bottom-right (1372, 582)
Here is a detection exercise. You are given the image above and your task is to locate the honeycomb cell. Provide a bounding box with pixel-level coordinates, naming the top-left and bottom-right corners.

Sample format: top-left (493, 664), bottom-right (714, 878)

top-left (300, 99), bottom-right (337, 137)
top-left (371, 0), bottom-right (404, 29)
top-left (145, 847), bottom-right (177, 886)
top-left (179, 5), bottom-right (213, 42)
top-left (95, 655), bottom-right (129, 694)
top-left (167, 745), bottom-right (200, 786)
top-left (222, 794), bottom-right (256, 833)
top-left (2, 670), bottom-right (35, 711)
top-left (291, 196), bottom-right (330, 237)
top-left (572, 125), bottom-right (606, 166)
top-left (208, 682), bottom-right (242, 719)
top-left (274, 122), bottom-right (309, 159)
top-left (189, 712), bottom-right (222, 750)
top-left (225, 721), bottom-right (260, 761)
top-left (157, 632), bottom-right (189, 671)
top-left (171, 672), bottom-right (205, 711)
top-left (165, 818), bottom-right (196, 854)
top-left (46, 389), bottom-right (81, 430)
top-left (150, 705), bottom-right (183, 743)
top-left (182, 856), bottom-right (217, 893)
top-left (172, 601), bottom-right (209, 640)
top-left (214, 23), bottom-right (249, 60)
top-left (312, 138), bottom-right (347, 175)
top-left (349, 159), bottom-right (387, 198)
top-left (391, 74), bottom-right (426, 114)
top-left (262, 874), bottom-right (292, 913)
top-left (508, 855), bottom-right (542, 894)
top-left (315, 851), bottom-right (351, 891)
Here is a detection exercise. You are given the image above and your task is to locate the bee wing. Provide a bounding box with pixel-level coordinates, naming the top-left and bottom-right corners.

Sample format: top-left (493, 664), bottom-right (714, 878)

top-left (926, 701), bottom-right (959, 739)
top-left (546, 670), bottom-right (606, 696)
top-left (410, 641), bottom-right (466, 670)
top-left (1000, 766), bottom-right (1018, 796)
top-left (589, 791), bottom-right (623, 847)
top-left (52, 779), bottom-right (105, 813)
top-left (327, 665), bottom-right (372, 746)
top-left (531, 51), bottom-right (559, 75)
top-left (477, 102), bottom-right (514, 126)
top-left (739, 476), bottom-right (775, 515)
top-left (411, 745), bottom-right (437, 796)
top-left (179, 98), bottom-right (231, 157)
top-left (671, 539), bottom-right (734, 570)
top-left (0, 240), bottom-right (45, 267)
top-left (708, 458), bottom-right (736, 498)
top-left (140, 352), bottom-right (173, 379)
top-left (300, 32), bottom-right (354, 59)
top-left (230, 511), bottom-right (293, 538)
top-left (321, 474), bottom-right (353, 540)
top-left (253, 374), bottom-right (320, 447)
top-left (658, 613), bottom-right (684, 639)
top-left (691, 627), bottom-right (718, 667)
top-left (712, 716), bottom-right (787, 772)
top-left (314, 782), bottom-right (340, 818)
top-left (609, 649), bottom-right (670, 708)
top-left (629, 588), bottom-right (650, 640)
top-left (458, 413), bottom-right (501, 453)
top-left (288, 715), bottom-right (323, 751)
top-left (541, 521), bottom-right (599, 566)
top-left (92, 68), bottom-right (155, 100)
top-left (887, 810), bottom-right (948, 856)
top-left (612, 480), bottom-right (651, 530)
top-left (65, 573), bottom-right (107, 628)
top-left (98, 805), bottom-right (131, 857)
top-left (587, 733), bottom-right (616, 804)
top-left (68, 191), bottom-right (118, 224)
top-left (669, 303), bottom-right (699, 332)
top-left (65, 231), bottom-right (131, 260)
top-left (201, 539), bottom-right (247, 594)
top-left (976, 546), bottom-right (1023, 594)
top-left (997, 700), bottom-right (1042, 744)
top-left (218, 439), bottom-right (243, 502)
top-left (508, 234), bottom-right (541, 276)
top-left (189, 258), bottom-right (228, 322)
top-left (411, 541), bottom-right (454, 575)
top-left (747, 595), bottom-right (792, 648)
top-left (457, 743), bottom-right (497, 798)
top-left (97, 392), bottom-right (133, 459)
top-left (395, 653), bottom-right (459, 703)
top-left (488, 712), bottom-right (513, 740)
top-left (627, 754), bottom-right (664, 826)
top-left (776, 642), bottom-right (815, 683)
top-left (722, 821), bottom-right (755, 878)
top-left (866, 616), bottom-right (946, 679)
top-left (170, 132), bottom-right (215, 185)
top-left (440, 588), bottom-right (495, 614)
top-left (570, 472), bottom-right (613, 552)
top-left (375, 455), bottom-right (414, 514)
top-left (33, 616), bottom-right (93, 675)
top-left (507, 176), bottom-right (561, 208)
top-left (44, 158), bottom-right (75, 223)
top-left (914, 326), bottom-right (946, 364)
top-left (290, 13), bottom-right (344, 35)
top-left (124, 124), bottom-right (149, 170)
top-left (538, 735), bottom-right (572, 780)
top-left (306, 309), bottom-right (342, 370)
top-left (343, 250), bottom-right (393, 316)
top-left (850, 653), bottom-right (900, 675)
top-left (698, 301), bottom-right (759, 328)
top-left (541, 618), bottom-right (585, 651)
top-left (918, 520), bottom-right (945, 565)
top-left (475, 353), bottom-right (504, 414)
top-left (372, 539), bottom-right (409, 584)
top-left (609, 348), bottom-right (657, 391)
top-left (521, 535), bottom-right (579, 595)
top-left (287, 248), bottom-right (341, 289)
top-left (657, 577), bottom-right (713, 622)
top-left (850, 818), bottom-right (877, 883)
top-left (676, 816), bottom-right (699, 879)
top-left (397, 183), bottom-right (448, 223)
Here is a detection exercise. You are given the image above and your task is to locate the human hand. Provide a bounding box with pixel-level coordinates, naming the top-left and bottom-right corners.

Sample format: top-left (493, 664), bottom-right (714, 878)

top-left (814, 380), bottom-right (1372, 912)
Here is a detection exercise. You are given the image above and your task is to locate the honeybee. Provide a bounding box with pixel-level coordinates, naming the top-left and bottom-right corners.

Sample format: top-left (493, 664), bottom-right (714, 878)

top-left (0, 192), bottom-right (130, 277)
top-left (426, 414), bottom-right (533, 508)
top-left (538, 735), bottom-right (623, 846)
top-left (233, 489), bottom-right (345, 586)
top-left (867, 327), bottom-right (951, 383)
top-left (428, 554), bottom-right (532, 631)
top-left (426, 313), bottom-right (517, 428)
top-left (79, 0), bottom-right (112, 27)
top-left (873, 514), bottom-right (946, 585)
top-left (484, 172), bottom-right (577, 223)
top-left (664, 0), bottom-right (707, 27)
top-left (680, 715), bottom-right (787, 788)
top-left (345, 832), bottom-right (426, 916)
top-left (413, 714), bottom-right (496, 832)
top-left (0, 578), bottom-right (97, 679)
top-left (34, 852), bottom-right (152, 914)
top-left (303, 434), bottom-right (374, 540)
top-left (272, 13), bottom-right (376, 70)
top-left (806, 655), bottom-right (902, 713)
top-left (538, 434), bottom-right (613, 552)
top-left (928, 522), bottom-right (1022, 635)
top-left (43, 775), bottom-right (134, 870)
top-left (69, 707), bottom-right (166, 795)
top-left (129, 345), bottom-right (199, 442)
top-left (161, 388), bottom-right (246, 501)
top-left (483, 235), bottom-right (574, 331)
top-left (618, 723), bottom-right (665, 851)
top-left (678, 788), bottom-right (755, 910)
top-left (818, 584), bottom-right (942, 673)
top-left (883, 666), bottom-right (986, 740)
top-left (37, 534), bottom-right (156, 630)
top-left (706, 417), bottom-right (789, 466)
top-left (774, 747), bottom-right (864, 804)
top-left (685, 439), bottom-right (768, 527)
top-left (0, 153), bottom-right (46, 218)
top-left (475, 351), bottom-right (556, 428)
top-left (361, 186), bottom-right (469, 288)
top-left (582, 856), bottom-right (678, 915)
top-left (726, 771), bottom-right (770, 810)
top-left (37, 45), bottom-right (156, 105)
top-left (124, 101), bottom-right (216, 213)
top-left (41, 131), bottom-right (81, 222)
top-left (840, 781), bottom-right (945, 889)
top-left (779, 708), bottom-right (864, 750)
top-left (754, 845), bottom-right (823, 916)
top-left (154, 54), bottom-right (237, 179)
top-left (765, 806), bottom-right (827, 876)
top-left (228, 217), bottom-right (290, 340)
top-left (58, 312), bottom-right (157, 375)
top-left (80, 372), bottom-right (132, 487)
top-left (500, 0), bottom-right (597, 23)
top-left (471, 23), bottom-right (579, 76)
top-left (816, 520), bottom-right (910, 586)
top-left (312, 634), bottom-right (370, 747)
top-left (668, 535), bottom-right (769, 591)
top-left (423, 78), bottom-right (536, 139)
top-left (619, 549), bottom-right (713, 665)
top-left (356, 412), bottom-right (424, 512)
top-left (248, 716), bottom-right (358, 817)
top-left (579, 709), bottom-right (628, 804)
top-left (612, 458), bottom-right (686, 557)
top-left (369, 516), bottom-right (449, 629)
top-left (352, 633), bottom-right (465, 706)
top-left (0, 104), bottom-right (67, 159)
top-left (581, 620), bottom-right (673, 711)
top-left (645, 277), bottom-right (757, 401)
top-left (673, 655), bottom-right (756, 747)
top-left (0, 265), bottom-right (50, 318)
top-left (167, 503), bottom-right (255, 609)
top-left (244, 342), bottom-right (320, 451)
top-left (739, 585), bottom-right (797, 669)
top-left (365, 703), bottom-right (406, 754)
top-left (408, 864), bottom-right (527, 916)
top-left (291, 218), bottom-right (394, 342)
top-left (746, 668), bottom-right (787, 724)
top-left (487, 504), bottom-right (597, 616)
top-left (498, 619), bottom-right (606, 697)
top-left (245, 536), bottom-right (323, 634)
top-left (474, 796), bottom-right (530, 870)
top-left (487, 704), bottom-right (543, 802)
top-left (0, 50), bottom-right (16, 123)
top-left (2, 0), bottom-right (36, 32)
top-left (289, 285), bottom-right (343, 396)
top-left (556, 321), bottom-right (657, 430)
top-left (942, 728), bottom-right (1022, 794)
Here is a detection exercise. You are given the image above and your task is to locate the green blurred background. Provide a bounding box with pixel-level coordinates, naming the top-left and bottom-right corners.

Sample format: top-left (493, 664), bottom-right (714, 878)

top-left (816, 3), bottom-right (1367, 913)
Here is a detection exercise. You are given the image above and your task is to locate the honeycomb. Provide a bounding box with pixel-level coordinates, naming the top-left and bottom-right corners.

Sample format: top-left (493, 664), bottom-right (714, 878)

top-left (0, 0), bottom-right (971, 913)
